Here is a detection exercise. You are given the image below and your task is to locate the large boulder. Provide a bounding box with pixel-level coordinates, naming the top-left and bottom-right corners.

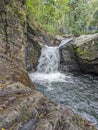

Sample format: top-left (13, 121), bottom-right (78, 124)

top-left (55, 36), bottom-right (80, 72)
top-left (74, 34), bottom-right (98, 74)
top-left (59, 41), bottom-right (80, 72)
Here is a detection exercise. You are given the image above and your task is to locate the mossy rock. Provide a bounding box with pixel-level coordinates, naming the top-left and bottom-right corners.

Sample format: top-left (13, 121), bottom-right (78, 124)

top-left (74, 34), bottom-right (98, 74)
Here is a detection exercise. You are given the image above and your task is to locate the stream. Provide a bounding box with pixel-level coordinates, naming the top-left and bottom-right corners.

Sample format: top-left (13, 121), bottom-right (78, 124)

top-left (30, 43), bottom-right (98, 128)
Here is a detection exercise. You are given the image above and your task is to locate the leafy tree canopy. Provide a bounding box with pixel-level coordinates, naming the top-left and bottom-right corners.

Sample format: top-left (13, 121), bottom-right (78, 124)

top-left (26, 0), bottom-right (98, 36)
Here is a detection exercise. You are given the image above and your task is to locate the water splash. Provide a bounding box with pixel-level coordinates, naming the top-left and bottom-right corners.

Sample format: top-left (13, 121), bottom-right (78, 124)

top-left (29, 72), bottom-right (72, 84)
top-left (29, 45), bottom-right (72, 84)
top-left (58, 37), bottom-right (73, 48)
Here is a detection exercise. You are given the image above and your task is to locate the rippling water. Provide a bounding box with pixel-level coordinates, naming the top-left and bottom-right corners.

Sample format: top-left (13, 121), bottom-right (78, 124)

top-left (30, 73), bottom-right (98, 128)
top-left (30, 45), bottom-right (98, 129)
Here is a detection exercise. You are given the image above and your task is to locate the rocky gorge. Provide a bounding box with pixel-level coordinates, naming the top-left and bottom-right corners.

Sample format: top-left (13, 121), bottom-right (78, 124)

top-left (0, 0), bottom-right (98, 130)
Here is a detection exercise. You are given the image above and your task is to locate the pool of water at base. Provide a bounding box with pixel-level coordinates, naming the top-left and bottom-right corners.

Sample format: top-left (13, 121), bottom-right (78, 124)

top-left (31, 73), bottom-right (98, 129)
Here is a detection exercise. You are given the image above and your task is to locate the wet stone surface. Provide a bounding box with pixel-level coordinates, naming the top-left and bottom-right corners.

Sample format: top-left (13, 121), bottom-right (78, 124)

top-left (0, 82), bottom-right (97, 130)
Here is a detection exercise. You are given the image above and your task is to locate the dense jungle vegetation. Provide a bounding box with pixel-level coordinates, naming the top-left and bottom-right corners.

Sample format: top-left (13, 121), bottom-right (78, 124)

top-left (26, 0), bottom-right (98, 36)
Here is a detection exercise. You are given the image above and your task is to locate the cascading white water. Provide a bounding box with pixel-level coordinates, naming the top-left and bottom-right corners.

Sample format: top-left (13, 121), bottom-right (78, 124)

top-left (29, 45), bottom-right (72, 84)
top-left (37, 38), bottom-right (73, 73)
top-left (37, 45), bottom-right (60, 73)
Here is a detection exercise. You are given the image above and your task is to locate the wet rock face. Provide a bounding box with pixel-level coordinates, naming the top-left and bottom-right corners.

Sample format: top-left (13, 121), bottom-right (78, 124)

top-left (0, 0), bottom-right (33, 87)
top-left (59, 42), bottom-right (80, 72)
top-left (74, 34), bottom-right (98, 74)
top-left (25, 19), bottom-right (53, 72)
top-left (25, 39), bottom-right (41, 72)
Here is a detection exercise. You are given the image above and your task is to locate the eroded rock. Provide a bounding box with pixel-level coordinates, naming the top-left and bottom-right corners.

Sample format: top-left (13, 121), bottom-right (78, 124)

top-left (0, 84), bottom-right (96, 130)
top-left (59, 41), bottom-right (80, 72)
top-left (0, 82), bottom-right (32, 96)
top-left (0, 0), bottom-right (34, 87)
top-left (36, 119), bottom-right (52, 130)
top-left (74, 33), bottom-right (98, 74)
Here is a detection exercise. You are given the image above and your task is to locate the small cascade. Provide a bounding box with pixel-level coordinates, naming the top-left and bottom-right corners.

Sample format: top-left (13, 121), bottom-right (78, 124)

top-left (58, 37), bottom-right (73, 48)
top-left (29, 44), bottom-right (68, 84)
top-left (37, 45), bottom-right (60, 73)
top-left (29, 38), bottom-right (74, 83)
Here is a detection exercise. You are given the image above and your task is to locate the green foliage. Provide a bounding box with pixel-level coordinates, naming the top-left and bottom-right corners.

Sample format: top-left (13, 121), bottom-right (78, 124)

top-left (26, 0), bottom-right (70, 34)
top-left (26, 0), bottom-right (98, 36)
top-left (68, 0), bottom-right (89, 36)
top-left (94, 10), bottom-right (98, 19)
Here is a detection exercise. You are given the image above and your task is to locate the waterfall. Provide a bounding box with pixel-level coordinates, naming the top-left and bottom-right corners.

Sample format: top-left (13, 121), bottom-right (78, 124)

top-left (29, 45), bottom-right (69, 84)
top-left (29, 38), bottom-right (73, 84)
top-left (35, 37), bottom-right (73, 73)
top-left (37, 45), bottom-right (60, 73)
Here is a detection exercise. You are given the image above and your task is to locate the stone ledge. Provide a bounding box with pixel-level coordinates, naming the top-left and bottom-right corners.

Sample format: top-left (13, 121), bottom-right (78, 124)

top-left (0, 82), bottom-right (97, 130)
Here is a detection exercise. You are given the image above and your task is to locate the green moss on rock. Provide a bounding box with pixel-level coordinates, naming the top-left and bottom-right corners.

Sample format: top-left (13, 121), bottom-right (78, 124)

top-left (74, 34), bottom-right (98, 74)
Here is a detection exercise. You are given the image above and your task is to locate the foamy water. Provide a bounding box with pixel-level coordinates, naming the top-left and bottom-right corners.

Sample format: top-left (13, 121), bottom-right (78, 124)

top-left (29, 72), bottom-right (73, 84)
top-left (30, 45), bottom-right (73, 85)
